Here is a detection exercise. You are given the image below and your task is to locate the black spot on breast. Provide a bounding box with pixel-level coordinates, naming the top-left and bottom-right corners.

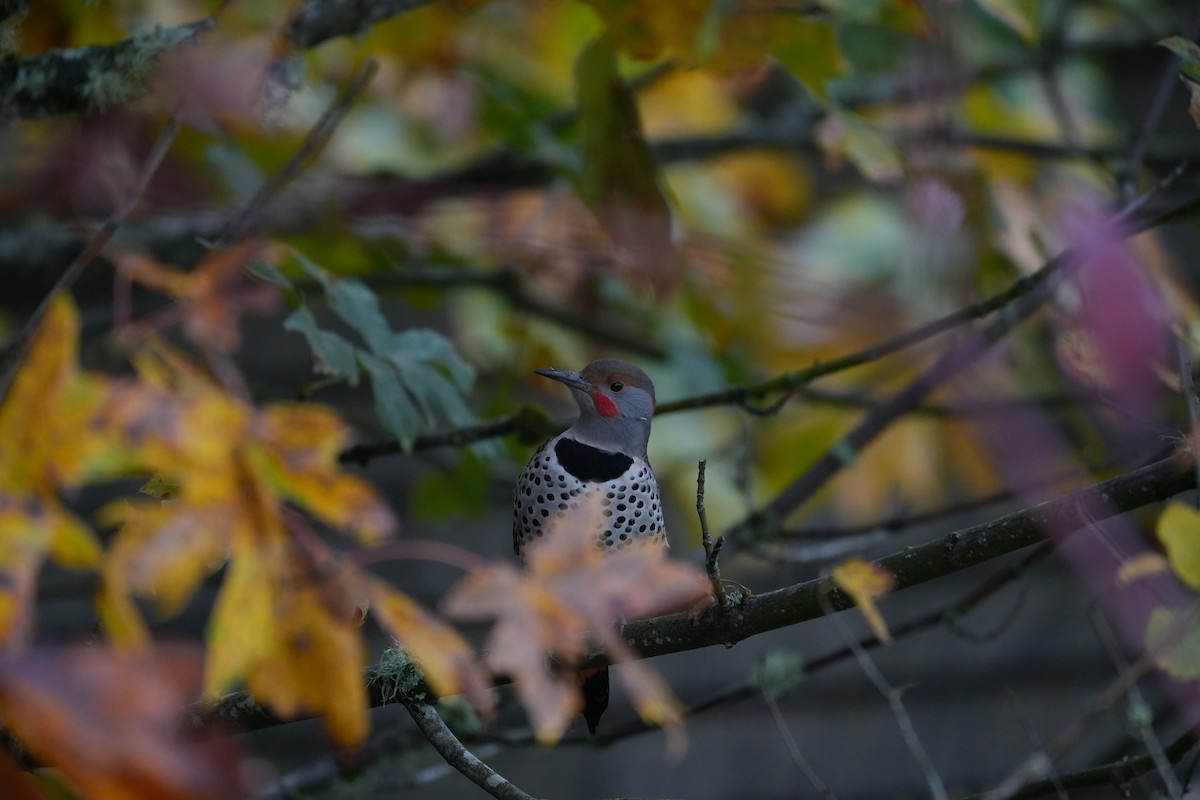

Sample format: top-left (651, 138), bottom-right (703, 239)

top-left (554, 438), bottom-right (633, 482)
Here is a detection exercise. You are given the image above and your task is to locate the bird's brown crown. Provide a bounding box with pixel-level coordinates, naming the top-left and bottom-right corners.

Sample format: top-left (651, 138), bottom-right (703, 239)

top-left (579, 359), bottom-right (656, 406)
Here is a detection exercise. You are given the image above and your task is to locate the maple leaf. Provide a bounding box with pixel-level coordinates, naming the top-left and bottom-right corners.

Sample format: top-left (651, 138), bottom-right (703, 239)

top-left (205, 531), bottom-right (373, 746)
top-left (831, 558), bottom-right (896, 644)
top-left (0, 644), bottom-right (242, 800)
top-left (0, 296), bottom-right (106, 648)
top-left (94, 344), bottom-right (406, 744)
top-left (115, 240), bottom-right (280, 353)
top-left (365, 576), bottom-right (494, 715)
top-left (442, 502), bottom-right (710, 743)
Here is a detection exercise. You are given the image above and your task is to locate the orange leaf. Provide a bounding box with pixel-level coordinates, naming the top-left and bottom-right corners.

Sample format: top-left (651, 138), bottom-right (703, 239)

top-left (443, 503), bottom-right (709, 743)
top-left (0, 645), bottom-right (242, 800)
top-left (249, 404), bottom-right (397, 543)
top-left (832, 558), bottom-right (896, 644)
top-left (365, 577), bottom-right (492, 714)
top-left (116, 241), bottom-right (280, 353)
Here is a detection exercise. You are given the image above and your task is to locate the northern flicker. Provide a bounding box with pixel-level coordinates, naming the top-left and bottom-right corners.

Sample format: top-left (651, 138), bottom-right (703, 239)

top-left (513, 358), bottom-right (666, 733)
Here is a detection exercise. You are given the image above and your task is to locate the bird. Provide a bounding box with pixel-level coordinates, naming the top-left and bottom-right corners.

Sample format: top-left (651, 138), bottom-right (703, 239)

top-left (512, 358), bottom-right (666, 734)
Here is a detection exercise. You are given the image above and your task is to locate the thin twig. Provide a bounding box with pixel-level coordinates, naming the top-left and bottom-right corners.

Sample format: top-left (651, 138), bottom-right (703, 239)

top-left (1003, 689), bottom-right (1068, 800)
top-left (696, 460), bottom-right (728, 608)
top-left (960, 730), bottom-right (1199, 800)
top-left (0, 114), bottom-right (182, 401)
top-left (401, 695), bottom-right (540, 800)
top-left (1123, 9), bottom-right (1200, 200)
top-left (1088, 609), bottom-right (1183, 799)
top-left (728, 162), bottom-right (1192, 544)
top-left (761, 682), bottom-right (836, 799)
top-left (366, 266), bottom-right (666, 358)
top-left (983, 602), bottom-right (1200, 800)
top-left (1177, 332), bottom-right (1200, 509)
top-left (217, 60), bottom-right (378, 244)
top-left (820, 589), bottom-right (948, 800)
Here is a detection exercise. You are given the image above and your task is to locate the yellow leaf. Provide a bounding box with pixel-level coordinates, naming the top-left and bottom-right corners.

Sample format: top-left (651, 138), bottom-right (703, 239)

top-left (204, 540), bottom-right (276, 698)
top-left (0, 295), bottom-right (79, 491)
top-left (46, 510), bottom-right (102, 570)
top-left (832, 558), bottom-right (895, 644)
top-left (248, 404), bottom-right (397, 543)
top-left (1117, 553), bottom-right (1170, 586)
top-left (365, 577), bottom-right (492, 715)
top-left (1157, 502), bottom-right (1200, 590)
top-left (1146, 606), bottom-right (1200, 679)
top-left (95, 577), bottom-right (151, 649)
top-left (101, 499), bottom-right (233, 617)
top-left (206, 537), bottom-right (370, 747)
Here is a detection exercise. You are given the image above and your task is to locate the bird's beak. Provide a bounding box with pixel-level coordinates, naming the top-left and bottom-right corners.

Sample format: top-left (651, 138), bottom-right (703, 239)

top-left (534, 368), bottom-right (596, 394)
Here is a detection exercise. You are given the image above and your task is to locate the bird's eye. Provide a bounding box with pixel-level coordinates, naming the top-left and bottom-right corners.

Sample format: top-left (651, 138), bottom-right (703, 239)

top-left (610, 381), bottom-right (624, 392)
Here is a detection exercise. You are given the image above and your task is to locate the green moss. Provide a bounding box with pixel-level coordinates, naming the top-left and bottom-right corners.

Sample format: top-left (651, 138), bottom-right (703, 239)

top-left (3, 18), bottom-right (211, 118)
top-left (370, 645), bottom-right (426, 703)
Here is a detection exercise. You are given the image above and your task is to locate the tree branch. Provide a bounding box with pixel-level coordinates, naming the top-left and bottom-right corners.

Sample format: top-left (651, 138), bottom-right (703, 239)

top-left (0, 20), bottom-right (213, 120)
top-left (191, 454), bottom-right (1195, 737)
top-left (401, 694), bottom-right (540, 800)
top-left (614, 454), bottom-right (1194, 663)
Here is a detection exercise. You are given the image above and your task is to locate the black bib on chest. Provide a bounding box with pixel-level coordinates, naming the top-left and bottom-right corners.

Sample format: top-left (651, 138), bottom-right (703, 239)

top-left (554, 437), bottom-right (633, 482)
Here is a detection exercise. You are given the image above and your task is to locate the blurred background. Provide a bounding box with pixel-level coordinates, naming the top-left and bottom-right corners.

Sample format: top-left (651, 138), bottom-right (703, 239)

top-left (7, 0), bottom-right (1200, 797)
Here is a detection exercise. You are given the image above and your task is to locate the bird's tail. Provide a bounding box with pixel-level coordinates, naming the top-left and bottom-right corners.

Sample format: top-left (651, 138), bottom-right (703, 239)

top-left (580, 667), bottom-right (609, 735)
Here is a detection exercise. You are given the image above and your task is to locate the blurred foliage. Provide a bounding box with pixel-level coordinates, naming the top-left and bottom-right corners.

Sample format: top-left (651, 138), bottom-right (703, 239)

top-left (4, 0), bottom-right (1200, 792)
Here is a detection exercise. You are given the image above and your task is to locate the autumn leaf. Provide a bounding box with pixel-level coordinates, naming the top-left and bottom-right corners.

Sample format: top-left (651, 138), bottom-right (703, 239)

top-left (0, 296), bottom-right (105, 647)
top-left (1145, 606), bottom-right (1200, 680)
top-left (832, 558), bottom-right (895, 644)
top-left (115, 241), bottom-right (280, 353)
top-left (1156, 502), bottom-right (1200, 590)
top-left (205, 533), bottom-right (371, 747)
top-left (90, 343), bottom-right (404, 745)
top-left (815, 109), bottom-right (904, 183)
top-left (442, 502), bottom-right (710, 743)
top-left (249, 403), bottom-right (396, 544)
top-left (365, 576), bottom-right (494, 714)
top-left (0, 645), bottom-right (242, 800)
top-left (1117, 552), bottom-right (1170, 586)
top-left (575, 33), bottom-right (676, 293)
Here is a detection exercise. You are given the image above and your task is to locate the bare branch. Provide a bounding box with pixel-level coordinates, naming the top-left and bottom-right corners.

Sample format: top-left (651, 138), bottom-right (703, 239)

top-left (190, 453), bottom-right (1194, 737)
top-left (695, 460), bottom-right (728, 608)
top-left (821, 590), bottom-right (947, 800)
top-left (217, 60), bottom-right (378, 244)
top-left (401, 695), bottom-right (540, 800)
top-left (761, 682), bottom-right (835, 799)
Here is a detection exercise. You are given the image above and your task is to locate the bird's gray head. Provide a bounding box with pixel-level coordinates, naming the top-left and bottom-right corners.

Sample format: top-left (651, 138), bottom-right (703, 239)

top-left (534, 358), bottom-right (656, 456)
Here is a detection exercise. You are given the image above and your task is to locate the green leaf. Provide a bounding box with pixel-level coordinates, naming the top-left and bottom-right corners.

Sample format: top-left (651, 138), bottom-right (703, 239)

top-left (974, 0), bottom-right (1039, 44)
top-left (757, 649), bottom-right (806, 701)
top-left (1156, 501), bottom-right (1200, 590)
top-left (283, 306), bottom-right (361, 384)
top-left (1159, 37), bottom-right (1200, 83)
top-left (575, 33), bottom-right (674, 282)
top-left (360, 353), bottom-right (422, 451)
top-left (769, 17), bottom-right (845, 101)
top-left (284, 252), bottom-right (500, 459)
top-left (1146, 606), bottom-right (1200, 679)
top-left (245, 260), bottom-right (293, 290)
top-left (822, 109), bottom-right (904, 183)
top-left (324, 277), bottom-right (396, 356)
top-left (411, 450), bottom-right (491, 519)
